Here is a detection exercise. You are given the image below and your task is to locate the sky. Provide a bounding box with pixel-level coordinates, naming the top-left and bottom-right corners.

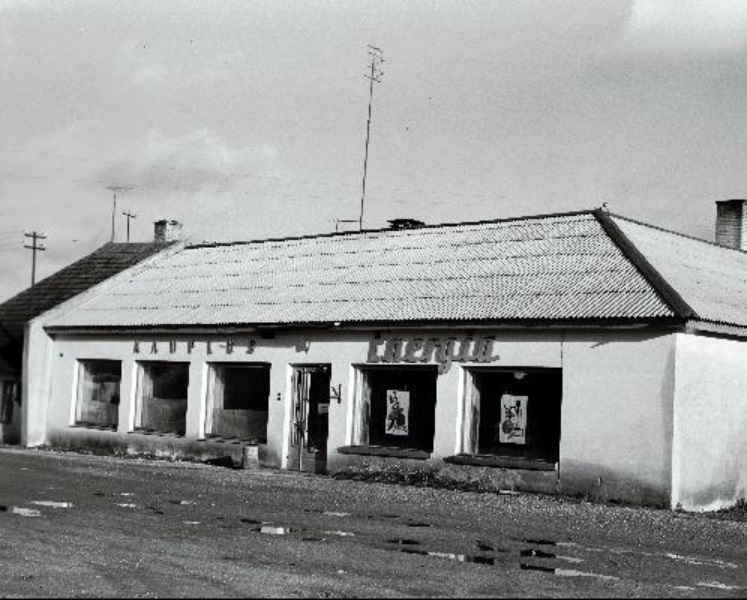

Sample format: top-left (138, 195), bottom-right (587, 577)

top-left (2, 0), bottom-right (747, 302)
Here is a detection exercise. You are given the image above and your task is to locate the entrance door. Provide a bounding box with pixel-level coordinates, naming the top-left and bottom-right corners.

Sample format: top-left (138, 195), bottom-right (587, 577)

top-left (289, 365), bottom-right (331, 473)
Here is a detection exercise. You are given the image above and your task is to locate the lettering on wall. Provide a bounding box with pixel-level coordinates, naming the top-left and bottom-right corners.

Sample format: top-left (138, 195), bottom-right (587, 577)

top-left (367, 336), bottom-right (499, 374)
top-left (133, 339), bottom-right (258, 355)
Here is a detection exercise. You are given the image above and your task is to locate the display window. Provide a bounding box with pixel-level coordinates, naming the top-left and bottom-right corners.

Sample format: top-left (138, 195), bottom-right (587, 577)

top-left (75, 360), bottom-right (121, 428)
top-left (463, 368), bottom-right (561, 463)
top-left (355, 366), bottom-right (438, 453)
top-left (136, 362), bottom-right (189, 435)
top-left (206, 363), bottom-right (270, 442)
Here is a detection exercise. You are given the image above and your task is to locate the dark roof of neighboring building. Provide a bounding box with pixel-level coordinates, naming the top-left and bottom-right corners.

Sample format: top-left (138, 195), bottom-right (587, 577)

top-left (0, 242), bottom-right (170, 344)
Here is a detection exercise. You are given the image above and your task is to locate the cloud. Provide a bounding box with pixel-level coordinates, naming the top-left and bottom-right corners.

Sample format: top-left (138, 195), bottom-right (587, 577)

top-left (99, 129), bottom-right (284, 193)
top-left (625, 0), bottom-right (747, 55)
top-left (131, 62), bottom-right (168, 86)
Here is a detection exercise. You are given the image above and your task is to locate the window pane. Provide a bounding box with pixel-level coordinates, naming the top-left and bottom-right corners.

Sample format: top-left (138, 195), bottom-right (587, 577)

top-left (138, 362), bottom-right (189, 435)
top-left (473, 369), bottom-right (561, 461)
top-left (209, 364), bottom-right (269, 442)
top-left (76, 360), bottom-right (121, 428)
top-left (365, 367), bottom-right (438, 452)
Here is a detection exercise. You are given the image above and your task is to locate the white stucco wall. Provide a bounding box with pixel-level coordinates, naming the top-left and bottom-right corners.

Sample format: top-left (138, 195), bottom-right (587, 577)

top-left (672, 333), bottom-right (747, 511)
top-left (560, 331), bottom-right (677, 506)
top-left (37, 329), bottom-right (564, 467)
top-left (27, 325), bottom-right (696, 506)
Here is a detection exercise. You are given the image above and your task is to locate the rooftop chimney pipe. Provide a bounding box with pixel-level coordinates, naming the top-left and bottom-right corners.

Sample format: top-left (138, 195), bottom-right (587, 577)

top-left (715, 200), bottom-right (747, 251)
top-left (154, 219), bottom-right (183, 243)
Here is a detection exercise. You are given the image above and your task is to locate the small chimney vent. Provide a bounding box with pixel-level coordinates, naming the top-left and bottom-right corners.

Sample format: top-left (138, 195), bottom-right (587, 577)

top-left (387, 218), bottom-right (426, 230)
top-left (715, 200), bottom-right (747, 251)
top-left (154, 219), bottom-right (183, 243)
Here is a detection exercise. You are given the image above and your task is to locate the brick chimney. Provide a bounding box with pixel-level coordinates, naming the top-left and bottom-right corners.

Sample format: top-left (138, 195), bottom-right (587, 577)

top-left (715, 200), bottom-right (747, 251)
top-left (154, 219), bottom-right (183, 243)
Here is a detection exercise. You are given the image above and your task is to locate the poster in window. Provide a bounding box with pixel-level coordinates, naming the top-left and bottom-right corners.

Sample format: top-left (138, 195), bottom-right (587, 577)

top-left (385, 389), bottom-right (409, 436)
top-left (499, 394), bottom-right (528, 444)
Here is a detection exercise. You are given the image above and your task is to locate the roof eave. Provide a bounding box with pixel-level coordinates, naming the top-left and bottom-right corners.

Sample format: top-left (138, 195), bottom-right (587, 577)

top-left (44, 316), bottom-right (688, 336)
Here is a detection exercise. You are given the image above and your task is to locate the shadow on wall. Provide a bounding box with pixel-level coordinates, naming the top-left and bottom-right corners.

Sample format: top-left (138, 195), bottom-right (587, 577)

top-left (679, 480), bottom-right (746, 512)
top-left (330, 455), bottom-right (558, 495)
top-left (558, 460), bottom-right (670, 509)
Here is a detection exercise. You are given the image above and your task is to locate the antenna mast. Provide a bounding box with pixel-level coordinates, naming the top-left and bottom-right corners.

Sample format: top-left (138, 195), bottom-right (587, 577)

top-left (111, 193), bottom-right (117, 242)
top-left (358, 45), bottom-right (384, 231)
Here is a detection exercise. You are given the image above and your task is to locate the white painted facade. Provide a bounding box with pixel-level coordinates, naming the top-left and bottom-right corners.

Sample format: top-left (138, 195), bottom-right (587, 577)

top-left (672, 333), bottom-right (747, 511)
top-left (22, 315), bottom-right (745, 511)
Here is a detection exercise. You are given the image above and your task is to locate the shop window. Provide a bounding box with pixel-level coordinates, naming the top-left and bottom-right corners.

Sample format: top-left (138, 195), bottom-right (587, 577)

top-left (352, 366), bottom-right (438, 454)
top-left (206, 364), bottom-right (270, 442)
top-left (75, 360), bottom-right (121, 428)
top-left (462, 369), bottom-right (561, 463)
top-left (136, 362), bottom-right (189, 435)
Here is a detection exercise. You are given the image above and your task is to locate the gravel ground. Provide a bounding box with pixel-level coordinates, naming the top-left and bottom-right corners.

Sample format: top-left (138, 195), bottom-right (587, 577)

top-left (0, 447), bottom-right (744, 598)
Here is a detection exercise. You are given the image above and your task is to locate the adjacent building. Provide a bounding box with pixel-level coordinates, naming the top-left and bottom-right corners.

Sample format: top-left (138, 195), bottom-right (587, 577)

top-left (17, 205), bottom-right (747, 511)
top-left (0, 223), bottom-right (179, 443)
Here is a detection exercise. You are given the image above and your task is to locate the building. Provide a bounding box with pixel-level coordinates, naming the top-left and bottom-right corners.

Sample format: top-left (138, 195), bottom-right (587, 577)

top-left (19, 205), bottom-right (747, 511)
top-left (0, 221), bottom-right (180, 443)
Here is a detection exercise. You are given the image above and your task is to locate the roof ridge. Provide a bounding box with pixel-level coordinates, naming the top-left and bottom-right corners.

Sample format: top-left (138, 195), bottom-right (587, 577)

top-left (608, 212), bottom-right (747, 255)
top-left (186, 209), bottom-right (597, 249)
top-left (593, 210), bottom-right (696, 321)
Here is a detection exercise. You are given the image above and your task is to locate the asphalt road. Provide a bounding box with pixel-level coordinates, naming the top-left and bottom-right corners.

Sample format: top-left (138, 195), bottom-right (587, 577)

top-left (0, 447), bottom-right (744, 598)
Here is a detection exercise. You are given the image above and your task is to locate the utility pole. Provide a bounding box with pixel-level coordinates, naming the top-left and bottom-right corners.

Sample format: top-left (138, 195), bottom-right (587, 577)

top-left (24, 230), bottom-right (46, 313)
top-left (107, 184), bottom-right (137, 242)
top-left (111, 192), bottom-right (117, 242)
top-left (122, 210), bottom-right (137, 242)
top-left (358, 45), bottom-right (384, 231)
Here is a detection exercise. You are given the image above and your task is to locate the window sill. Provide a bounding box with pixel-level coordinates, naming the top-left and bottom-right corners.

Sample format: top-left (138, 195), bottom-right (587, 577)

top-left (203, 435), bottom-right (265, 445)
top-left (132, 428), bottom-right (185, 438)
top-left (337, 445), bottom-right (430, 460)
top-left (71, 423), bottom-right (117, 432)
top-left (443, 454), bottom-right (557, 471)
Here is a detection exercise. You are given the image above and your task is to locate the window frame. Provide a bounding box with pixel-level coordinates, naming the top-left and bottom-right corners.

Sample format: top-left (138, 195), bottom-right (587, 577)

top-left (346, 364), bottom-right (439, 457)
top-left (134, 360), bottom-right (190, 436)
top-left (205, 362), bottom-right (271, 442)
top-left (457, 366), bottom-right (562, 467)
top-left (73, 359), bottom-right (122, 430)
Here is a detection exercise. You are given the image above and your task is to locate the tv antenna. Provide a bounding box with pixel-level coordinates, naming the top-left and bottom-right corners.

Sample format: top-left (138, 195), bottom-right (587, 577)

top-left (334, 218), bottom-right (359, 233)
top-left (358, 45), bottom-right (384, 231)
top-left (107, 184), bottom-right (137, 242)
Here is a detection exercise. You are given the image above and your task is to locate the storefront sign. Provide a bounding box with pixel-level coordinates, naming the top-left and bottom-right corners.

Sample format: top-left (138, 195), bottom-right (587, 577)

top-left (133, 339), bottom-right (257, 355)
top-left (385, 390), bottom-right (409, 436)
top-left (367, 336), bottom-right (499, 374)
top-left (499, 394), bottom-right (528, 445)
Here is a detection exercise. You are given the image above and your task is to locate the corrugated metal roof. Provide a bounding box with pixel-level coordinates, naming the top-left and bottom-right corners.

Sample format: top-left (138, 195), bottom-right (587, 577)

top-left (48, 212), bottom-right (676, 328)
top-left (611, 215), bottom-right (747, 328)
top-left (0, 243), bottom-right (170, 338)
